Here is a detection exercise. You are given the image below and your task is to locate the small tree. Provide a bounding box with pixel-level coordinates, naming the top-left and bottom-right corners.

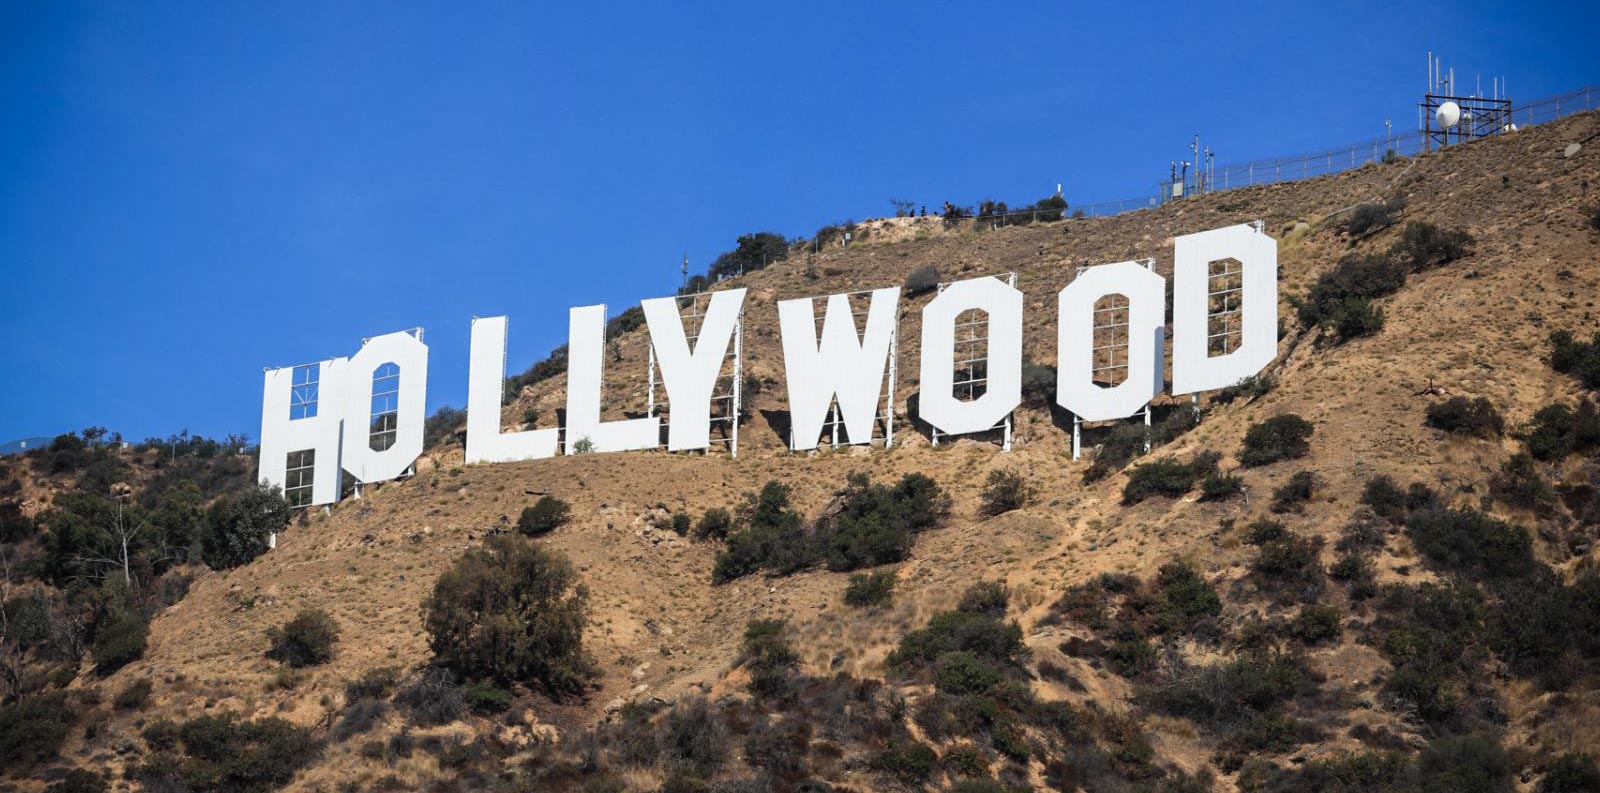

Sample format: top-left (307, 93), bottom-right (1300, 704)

top-left (904, 265), bottom-right (941, 297)
top-left (422, 535), bottom-right (597, 697)
top-left (202, 483), bottom-right (290, 569)
top-left (266, 608), bottom-right (340, 668)
top-left (516, 496), bottom-right (571, 536)
top-left (979, 470), bottom-right (1033, 516)
top-left (1238, 415), bottom-right (1315, 467)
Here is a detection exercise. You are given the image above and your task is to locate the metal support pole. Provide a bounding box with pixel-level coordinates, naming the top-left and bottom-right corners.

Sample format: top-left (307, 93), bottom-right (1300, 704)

top-left (645, 344), bottom-right (657, 419)
top-left (884, 321), bottom-right (898, 449)
top-left (729, 314), bottom-right (742, 458)
top-left (1072, 415), bottom-right (1081, 461)
top-left (1142, 406), bottom-right (1152, 454)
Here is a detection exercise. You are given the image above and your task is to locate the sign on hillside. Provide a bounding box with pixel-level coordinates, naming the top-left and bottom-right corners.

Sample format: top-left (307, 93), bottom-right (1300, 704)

top-left (260, 222), bottom-right (1277, 508)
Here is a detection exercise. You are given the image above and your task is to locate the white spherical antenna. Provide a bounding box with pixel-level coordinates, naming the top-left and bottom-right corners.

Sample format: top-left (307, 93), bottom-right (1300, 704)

top-left (1436, 101), bottom-right (1462, 129)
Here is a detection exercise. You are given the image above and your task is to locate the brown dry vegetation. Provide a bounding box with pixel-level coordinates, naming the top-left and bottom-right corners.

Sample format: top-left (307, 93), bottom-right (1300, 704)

top-left (3, 109), bottom-right (1599, 791)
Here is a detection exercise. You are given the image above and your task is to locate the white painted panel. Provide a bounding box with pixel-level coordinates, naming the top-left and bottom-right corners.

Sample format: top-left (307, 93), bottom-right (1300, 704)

top-left (341, 330), bottom-right (428, 482)
top-left (465, 316), bottom-right (560, 463)
top-left (918, 277), bottom-right (1022, 436)
top-left (565, 304), bottom-right (658, 454)
top-left (642, 288), bottom-right (746, 451)
top-left (1056, 262), bottom-right (1166, 421)
top-left (1171, 223), bottom-right (1278, 394)
top-left (259, 357), bottom-right (346, 506)
top-left (777, 287), bottom-right (899, 450)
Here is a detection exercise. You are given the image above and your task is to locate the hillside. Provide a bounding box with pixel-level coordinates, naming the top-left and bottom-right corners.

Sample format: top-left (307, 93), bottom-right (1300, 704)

top-left (4, 108), bottom-right (1600, 792)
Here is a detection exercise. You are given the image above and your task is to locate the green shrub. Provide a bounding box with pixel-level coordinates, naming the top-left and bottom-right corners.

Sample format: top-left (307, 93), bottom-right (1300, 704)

top-left (1212, 374), bottom-right (1275, 405)
top-left (1343, 198), bottom-right (1405, 237)
top-left (707, 231), bottom-right (790, 280)
top-left (462, 681), bottom-right (513, 715)
top-left (1244, 518), bottom-right (1288, 545)
top-left (1406, 507), bottom-right (1533, 579)
top-left (843, 569), bottom-right (896, 607)
top-left (1426, 396), bottom-right (1504, 437)
top-left (661, 696), bottom-right (727, 778)
top-left (1390, 222), bottom-right (1475, 270)
top-left (891, 607), bottom-right (1026, 670)
top-left (1122, 453), bottom-right (1217, 504)
top-left (0, 692), bottom-right (76, 768)
top-left (934, 651), bottom-right (1005, 695)
top-left (45, 769), bottom-right (106, 793)
top-left (1417, 734), bottom-right (1513, 793)
top-left (1539, 752), bottom-right (1600, 793)
top-left (202, 482), bottom-right (290, 569)
top-left (979, 469), bottom-right (1033, 515)
top-left (1551, 329), bottom-right (1600, 391)
top-left (1296, 254), bottom-right (1407, 340)
top-left (1491, 452), bottom-right (1556, 511)
top-left (1362, 474), bottom-right (1408, 521)
top-left (1270, 471), bottom-right (1317, 514)
top-left (138, 712), bottom-right (323, 793)
top-left (712, 482), bottom-right (809, 582)
top-left (422, 535), bottom-right (597, 696)
top-left (1150, 562), bottom-right (1222, 634)
top-left (668, 511), bottom-right (691, 536)
top-left (957, 581), bottom-right (1010, 617)
top-left (740, 620), bottom-right (798, 698)
top-left (1198, 470), bottom-right (1244, 501)
top-left (1522, 398), bottom-right (1600, 460)
top-left (1251, 530), bottom-right (1324, 593)
top-left (1290, 605), bottom-right (1343, 644)
top-left (397, 666), bottom-right (465, 726)
top-left (905, 265), bottom-right (941, 296)
top-left (517, 495), bottom-right (571, 536)
top-left (92, 599), bottom-right (148, 673)
top-left (1238, 414), bottom-right (1314, 467)
top-left (876, 740), bottom-right (937, 784)
top-left (266, 608), bottom-right (340, 667)
top-left (818, 472), bottom-right (950, 571)
top-left (1138, 651), bottom-right (1309, 726)
top-left (694, 507), bottom-right (733, 541)
top-left (423, 406), bottom-right (467, 448)
top-left (115, 678), bottom-right (154, 709)
top-left (346, 666), bottom-right (400, 701)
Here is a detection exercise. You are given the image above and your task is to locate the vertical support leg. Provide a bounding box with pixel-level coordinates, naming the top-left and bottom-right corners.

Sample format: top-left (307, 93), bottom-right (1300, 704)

top-left (730, 314), bottom-right (742, 459)
top-left (884, 322), bottom-right (898, 449)
top-left (646, 343), bottom-right (657, 419)
top-left (1142, 405), bottom-right (1152, 454)
top-left (830, 403), bottom-right (840, 448)
top-left (1072, 414), bottom-right (1081, 461)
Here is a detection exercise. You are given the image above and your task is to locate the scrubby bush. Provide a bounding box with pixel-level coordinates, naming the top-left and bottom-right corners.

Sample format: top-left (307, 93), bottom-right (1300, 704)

top-left (818, 472), bottom-right (951, 571)
top-left (517, 495), bottom-right (571, 536)
top-left (979, 469), bottom-right (1033, 515)
top-left (1491, 452), bottom-right (1556, 512)
top-left (266, 608), bottom-right (340, 667)
top-left (1021, 363), bottom-right (1057, 406)
top-left (92, 606), bottom-right (148, 673)
top-left (1540, 752), bottom-right (1600, 793)
top-left (904, 265), bottom-right (940, 296)
top-left (934, 650), bottom-right (1005, 695)
top-left (397, 666), bottom-right (466, 726)
top-left (1213, 374), bottom-right (1275, 405)
top-left (45, 769), bottom-right (106, 793)
top-left (891, 583), bottom-right (1027, 670)
top-left (707, 232), bottom-right (790, 280)
top-left (1522, 398), bottom-right (1600, 461)
top-left (115, 678), bottom-right (154, 709)
top-left (1290, 605), bottom-right (1343, 644)
top-left (1406, 507), bottom-right (1533, 579)
top-left (422, 406), bottom-right (467, 448)
top-left (694, 507), bottom-right (733, 541)
top-left (1426, 396), bottom-right (1505, 438)
top-left (712, 482), bottom-right (809, 582)
top-left (1238, 414), bottom-right (1314, 467)
top-left (1417, 734), bottom-right (1513, 793)
top-left (1344, 197), bottom-right (1406, 237)
top-left (202, 482), bottom-right (290, 569)
top-left (1270, 471), bottom-right (1317, 514)
top-left (1295, 254), bottom-right (1407, 340)
top-left (1199, 470), bottom-right (1244, 501)
top-left (346, 666), bottom-right (400, 701)
top-left (1122, 452), bottom-right (1218, 504)
top-left (1551, 329), bottom-right (1600, 391)
top-left (957, 581), bottom-right (1010, 618)
top-left (1251, 530), bottom-right (1324, 587)
top-left (0, 692), bottom-right (76, 768)
top-left (462, 681), bottom-right (512, 715)
top-left (1362, 474), bottom-right (1409, 522)
top-left (876, 740), bottom-right (938, 784)
top-left (740, 620), bottom-right (798, 698)
top-left (1390, 222), bottom-right (1475, 270)
top-left (668, 511), bottom-right (691, 536)
top-left (422, 535), bottom-right (597, 696)
top-left (844, 570), bottom-right (896, 607)
top-left (1138, 650), bottom-right (1310, 726)
top-left (137, 712), bottom-right (323, 792)
top-left (661, 695), bottom-right (728, 778)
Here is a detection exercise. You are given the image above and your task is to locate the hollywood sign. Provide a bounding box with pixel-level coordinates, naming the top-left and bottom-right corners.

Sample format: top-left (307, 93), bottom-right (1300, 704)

top-left (260, 223), bottom-right (1276, 507)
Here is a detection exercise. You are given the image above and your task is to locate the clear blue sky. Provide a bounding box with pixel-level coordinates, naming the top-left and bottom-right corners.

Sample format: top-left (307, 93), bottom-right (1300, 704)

top-left (2, 2), bottom-right (1596, 443)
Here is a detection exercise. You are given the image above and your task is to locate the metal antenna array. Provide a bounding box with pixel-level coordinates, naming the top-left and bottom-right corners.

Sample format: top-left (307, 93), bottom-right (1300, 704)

top-left (645, 290), bottom-right (745, 457)
top-left (1420, 51), bottom-right (1513, 150)
top-left (930, 272), bottom-right (1017, 452)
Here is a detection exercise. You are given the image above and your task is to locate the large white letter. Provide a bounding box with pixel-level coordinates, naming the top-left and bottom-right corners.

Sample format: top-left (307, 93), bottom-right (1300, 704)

top-left (1171, 222), bottom-right (1278, 394)
top-left (919, 276), bottom-right (1022, 436)
top-left (641, 288), bottom-right (746, 451)
top-left (341, 329), bottom-right (429, 483)
top-left (565, 304), bottom-right (658, 453)
top-left (777, 287), bottom-right (899, 450)
top-left (1056, 262), bottom-right (1166, 421)
top-left (259, 357), bottom-right (346, 507)
top-left (466, 316), bottom-right (559, 463)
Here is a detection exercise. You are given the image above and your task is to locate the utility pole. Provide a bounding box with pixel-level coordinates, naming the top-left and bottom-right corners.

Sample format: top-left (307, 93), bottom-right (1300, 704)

top-left (681, 253), bottom-right (688, 287)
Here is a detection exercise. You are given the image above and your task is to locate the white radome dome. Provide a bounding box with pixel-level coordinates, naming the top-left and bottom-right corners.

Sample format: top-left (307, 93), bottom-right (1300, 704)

top-left (1436, 101), bottom-right (1462, 129)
